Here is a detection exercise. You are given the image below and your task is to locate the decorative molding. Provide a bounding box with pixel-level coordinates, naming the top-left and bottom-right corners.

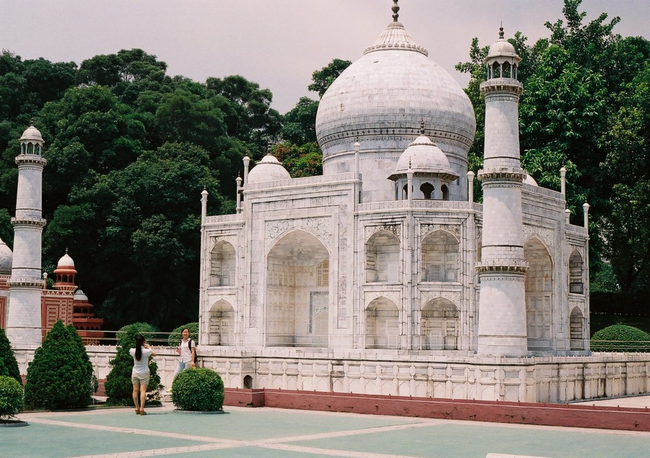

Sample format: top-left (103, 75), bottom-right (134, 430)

top-left (420, 224), bottom-right (461, 240)
top-left (266, 217), bottom-right (332, 252)
top-left (209, 235), bottom-right (238, 251)
top-left (420, 291), bottom-right (460, 308)
top-left (364, 291), bottom-right (400, 309)
top-left (523, 225), bottom-right (554, 250)
top-left (364, 224), bottom-right (401, 241)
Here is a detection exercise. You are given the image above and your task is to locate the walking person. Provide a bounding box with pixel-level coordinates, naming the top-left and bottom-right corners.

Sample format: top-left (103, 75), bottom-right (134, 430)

top-left (173, 328), bottom-right (195, 379)
top-left (130, 335), bottom-right (155, 415)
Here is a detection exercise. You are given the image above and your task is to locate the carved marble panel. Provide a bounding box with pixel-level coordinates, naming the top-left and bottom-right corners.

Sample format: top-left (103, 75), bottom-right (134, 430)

top-left (420, 224), bottom-right (461, 240)
top-left (420, 291), bottom-right (461, 308)
top-left (266, 217), bottom-right (332, 251)
top-left (364, 291), bottom-right (400, 309)
top-left (523, 225), bottom-right (554, 250)
top-left (364, 224), bottom-right (401, 241)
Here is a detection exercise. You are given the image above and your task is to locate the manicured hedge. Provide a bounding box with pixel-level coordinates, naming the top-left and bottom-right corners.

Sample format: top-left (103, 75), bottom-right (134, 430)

top-left (591, 324), bottom-right (650, 352)
top-left (0, 328), bottom-right (21, 384)
top-left (171, 368), bottom-right (224, 412)
top-left (167, 322), bottom-right (199, 347)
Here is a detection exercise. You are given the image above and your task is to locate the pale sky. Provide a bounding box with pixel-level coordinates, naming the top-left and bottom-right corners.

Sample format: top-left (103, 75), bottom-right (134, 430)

top-left (1, 0), bottom-right (649, 113)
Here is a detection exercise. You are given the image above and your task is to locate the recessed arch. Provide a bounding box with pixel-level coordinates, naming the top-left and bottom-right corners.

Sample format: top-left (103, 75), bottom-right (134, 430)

top-left (266, 229), bottom-right (329, 347)
top-left (421, 298), bottom-right (459, 350)
top-left (524, 237), bottom-right (553, 351)
top-left (210, 241), bottom-right (236, 287)
top-left (209, 299), bottom-right (235, 346)
top-left (420, 182), bottom-right (434, 200)
top-left (570, 306), bottom-right (585, 350)
top-left (569, 250), bottom-right (584, 294)
top-left (366, 230), bottom-right (400, 283)
top-left (422, 230), bottom-right (459, 282)
top-left (365, 297), bottom-right (399, 349)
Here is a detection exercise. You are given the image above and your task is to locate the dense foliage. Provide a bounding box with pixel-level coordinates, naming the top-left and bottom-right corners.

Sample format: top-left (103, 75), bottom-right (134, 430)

top-left (24, 321), bottom-right (95, 410)
top-left (171, 368), bottom-right (224, 412)
top-left (0, 328), bottom-right (21, 384)
top-left (591, 324), bottom-right (650, 352)
top-left (104, 324), bottom-right (162, 406)
top-left (456, 0), bottom-right (650, 298)
top-left (167, 322), bottom-right (199, 347)
top-left (0, 375), bottom-right (23, 419)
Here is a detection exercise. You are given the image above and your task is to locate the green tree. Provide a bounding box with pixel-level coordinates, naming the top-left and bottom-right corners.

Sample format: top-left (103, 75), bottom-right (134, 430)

top-left (24, 321), bottom-right (94, 410)
top-left (308, 58), bottom-right (352, 98)
top-left (0, 328), bottom-right (21, 384)
top-left (280, 97), bottom-right (319, 146)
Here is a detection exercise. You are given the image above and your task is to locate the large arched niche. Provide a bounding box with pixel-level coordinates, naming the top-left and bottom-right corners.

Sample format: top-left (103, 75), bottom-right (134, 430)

top-left (265, 229), bottom-right (329, 347)
top-left (524, 237), bottom-right (553, 351)
top-left (421, 230), bottom-right (459, 282)
top-left (421, 298), bottom-right (459, 350)
top-left (208, 299), bottom-right (235, 346)
top-left (365, 297), bottom-right (399, 349)
top-left (210, 241), bottom-right (236, 287)
top-left (365, 230), bottom-right (400, 283)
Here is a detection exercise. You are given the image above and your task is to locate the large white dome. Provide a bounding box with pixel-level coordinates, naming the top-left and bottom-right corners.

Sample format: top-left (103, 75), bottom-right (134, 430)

top-left (315, 17), bottom-right (475, 202)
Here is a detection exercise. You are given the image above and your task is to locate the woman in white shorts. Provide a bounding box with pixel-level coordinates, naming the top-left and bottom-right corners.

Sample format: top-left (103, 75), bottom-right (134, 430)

top-left (129, 335), bottom-right (155, 415)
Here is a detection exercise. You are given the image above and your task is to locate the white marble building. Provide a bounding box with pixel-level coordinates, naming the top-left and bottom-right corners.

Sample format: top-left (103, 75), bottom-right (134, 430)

top-left (189, 4), bottom-right (634, 403)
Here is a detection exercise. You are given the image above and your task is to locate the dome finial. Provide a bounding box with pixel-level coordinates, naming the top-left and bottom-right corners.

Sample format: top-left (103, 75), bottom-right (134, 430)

top-left (420, 119), bottom-right (425, 135)
top-left (391, 0), bottom-right (400, 22)
top-left (30, 117), bottom-right (35, 127)
top-left (499, 23), bottom-right (504, 40)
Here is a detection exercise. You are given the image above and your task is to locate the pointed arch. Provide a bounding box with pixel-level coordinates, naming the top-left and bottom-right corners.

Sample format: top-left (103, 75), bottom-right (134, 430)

top-left (210, 241), bottom-right (236, 287)
top-left (365, 297), bottom-right (399, 349)
top-left (421, 298), bottom-right (459, 350)
top-left (441, 184), bottom-right (449, 201)
top-left (366, 230), bottom-right (400, 283)
top-left (569, 250), bottom-right (584, 294)
top-left (209, 299), bottom-right (235, 346)
top-left (422, 230), bottom-right (459, 282)
top-left (266, 229), bottom-right (329, 347)
top-left (524, 237), bottom-right (553, 351)
top-left (570, 306), bottom-right (585, 350)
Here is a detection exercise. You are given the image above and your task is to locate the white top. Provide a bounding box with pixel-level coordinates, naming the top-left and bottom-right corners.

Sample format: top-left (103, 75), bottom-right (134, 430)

top-left (179, 339), bottom-right (194, 363)
top-left (129, 348), bottom-right (153, 375)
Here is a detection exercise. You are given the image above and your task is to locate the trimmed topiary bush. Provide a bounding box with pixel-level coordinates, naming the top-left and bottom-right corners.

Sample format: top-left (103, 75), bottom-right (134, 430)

top-left (168, 322), bottom-right (199, 347)
top-left (171, 368), bottom-right (224, 412)
top-left (104, 324), bottom-right (162, 406)
top-left (0, 328), bottom-right (21, 385)
top-left (591, 324), bottom-right (650, 352)
top-left (0, 375), bottom-right (23, 420)
top-left (24, 321), bottom-right (94, 410)
top-left (116, 322), bottom-right (159, 345)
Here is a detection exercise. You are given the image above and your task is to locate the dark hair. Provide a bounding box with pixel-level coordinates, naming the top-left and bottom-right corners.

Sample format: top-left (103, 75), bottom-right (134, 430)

top-left (135, 335), bottom-right (145, 361)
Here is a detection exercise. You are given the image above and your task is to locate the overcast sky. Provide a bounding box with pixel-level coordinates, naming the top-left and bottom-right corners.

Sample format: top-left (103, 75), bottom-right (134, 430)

top-left (1, 0), bottom-right (649, 113)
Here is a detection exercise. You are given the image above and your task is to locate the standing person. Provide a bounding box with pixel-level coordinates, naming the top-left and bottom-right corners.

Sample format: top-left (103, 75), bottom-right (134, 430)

top-left (129, 335), bottom-right (155, 415)
top-left (174, 328), bottom-right (195, 379)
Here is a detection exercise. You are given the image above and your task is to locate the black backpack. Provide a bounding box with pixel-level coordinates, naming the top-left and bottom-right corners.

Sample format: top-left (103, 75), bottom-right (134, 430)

top-left (187, 338), bottom-right (198, 364)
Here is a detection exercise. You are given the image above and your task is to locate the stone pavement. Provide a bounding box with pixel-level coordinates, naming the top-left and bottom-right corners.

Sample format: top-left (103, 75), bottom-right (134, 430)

top-left (3, 401), bottom-right (650, 458)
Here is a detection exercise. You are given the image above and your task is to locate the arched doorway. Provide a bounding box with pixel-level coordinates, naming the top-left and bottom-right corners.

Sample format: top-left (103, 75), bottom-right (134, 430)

top-left (365, 230), bottom-right (400, 283)
top-left (266, 230), bottom-right (329, 347)
top-left (524, 238), bottom-right (553, 351)
top-left (569, 250), bottom-right (584, 294)
top-left (210, 241), bottom-right (236, 287)
top-left (365, 297), bottom-right (399, 349)
top-left (570, 307), bottom-right (585, 350)
top-left (209, 300), bottom-right (235, 345)
top-left (421, 298), bottom-right (459, 350)
top-left (421, 231), bottom-right (459, 282)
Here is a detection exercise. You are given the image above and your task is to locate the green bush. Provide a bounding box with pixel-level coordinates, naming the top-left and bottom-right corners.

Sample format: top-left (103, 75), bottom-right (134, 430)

top-left (24, 321), bottom-right (94, 410)
top-left (167, 322), bottom-right (199, 347)
top-left (105, 324), bottom-right (162, 406)
top-left (591, 324), bottom-right (650, 352)
top-left (0, 375), bottom-right (23, 419)
top-left (116, 322), bottom-right (159, 346)
top-left (171, 368), bottom-right (224, 412)
top-left (0, 328), bottom-right (22, 384)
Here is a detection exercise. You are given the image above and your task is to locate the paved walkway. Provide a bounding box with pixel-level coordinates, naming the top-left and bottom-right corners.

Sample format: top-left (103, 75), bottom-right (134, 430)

top-left (3, 402), bottom-right (650, 458)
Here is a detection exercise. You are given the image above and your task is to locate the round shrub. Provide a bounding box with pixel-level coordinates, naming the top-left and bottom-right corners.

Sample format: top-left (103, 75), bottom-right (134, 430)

top-left (591, 324), bottom-right (650, 352)
top-left (168, 322), bottom-right (198, 347)
top-left (172, 368), bottom-right (224, 412)
top-left (0, 376), bottom-right (23, 420)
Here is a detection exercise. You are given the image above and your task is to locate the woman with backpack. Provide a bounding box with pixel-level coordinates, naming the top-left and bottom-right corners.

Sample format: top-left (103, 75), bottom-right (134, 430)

top-left (174, 328), bottom-right (195, 379)
top-left (130, 334), bottom-right (155, 415)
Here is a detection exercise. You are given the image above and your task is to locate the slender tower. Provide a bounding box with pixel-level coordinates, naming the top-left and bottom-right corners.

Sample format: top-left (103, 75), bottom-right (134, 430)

top-left (5, 122), bottom-right (47, 347)
top-left (476, 28), bottom-right (528, 356)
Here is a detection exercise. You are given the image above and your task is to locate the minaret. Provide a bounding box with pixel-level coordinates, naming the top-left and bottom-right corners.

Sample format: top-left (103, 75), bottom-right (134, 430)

top-left (5, 121), bottom-right (47, 347)
top-left (476, 28), bottom-right (528, 357)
